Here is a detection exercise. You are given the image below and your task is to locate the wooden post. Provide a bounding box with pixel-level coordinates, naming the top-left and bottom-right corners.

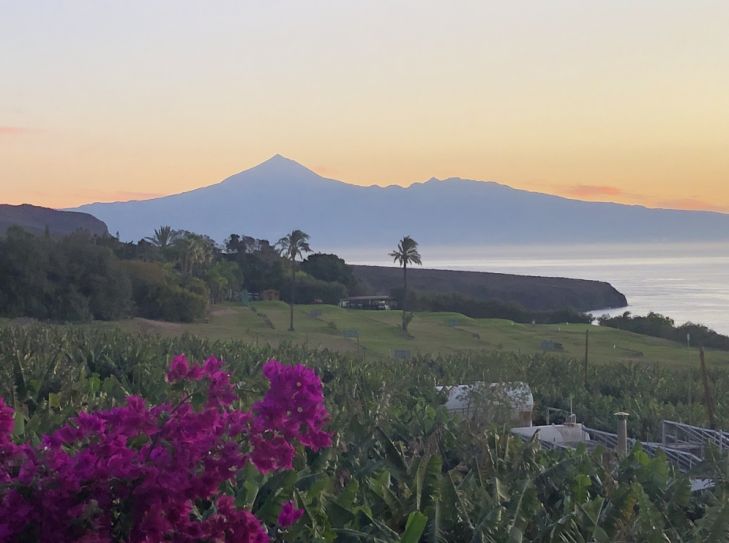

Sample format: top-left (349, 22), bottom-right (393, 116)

top-left (687, 333), bottom-right (692, 425)
top-left (699, 347), bottom-right (717, 429)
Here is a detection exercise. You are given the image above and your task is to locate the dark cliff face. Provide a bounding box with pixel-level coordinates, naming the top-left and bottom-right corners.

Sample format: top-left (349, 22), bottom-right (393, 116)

top-left (0, 204), bottom-right (109, 237)
top-left (352, 265), bottom-right (627, 312)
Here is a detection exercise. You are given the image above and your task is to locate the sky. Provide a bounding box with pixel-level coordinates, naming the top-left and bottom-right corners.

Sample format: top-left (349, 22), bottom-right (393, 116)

top-left (1, 0), bottom-right (728, 210)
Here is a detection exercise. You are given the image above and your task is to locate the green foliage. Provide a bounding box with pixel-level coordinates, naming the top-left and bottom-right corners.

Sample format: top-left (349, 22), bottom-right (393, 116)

top-left (2, 324), bottom-right (728, 541)
top-left (600, 311), bottom-right (729, 351)
top-left (302, 253), bottom-right (357, 290)
top-left (0, 227), bottom-right (132, 321)
top-left (401, 291), bottom-right (593, 325)
top-left (122, 260), bottom-right (208, 322)
top-left (281, 273), bottom-right (348, 305)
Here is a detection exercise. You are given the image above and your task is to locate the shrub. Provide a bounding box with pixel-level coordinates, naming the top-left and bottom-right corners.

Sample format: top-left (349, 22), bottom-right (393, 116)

top-left (281, 274), bottom-right (348, 305)
top-left (0, 356), bottom-right (330, 542)
top-left (122, 260), bottom-right (207, 322)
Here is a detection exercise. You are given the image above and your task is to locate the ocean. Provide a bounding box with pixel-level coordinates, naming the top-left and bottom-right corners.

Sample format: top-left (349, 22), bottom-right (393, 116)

top-left (344, 242), bottom-right (729, 335)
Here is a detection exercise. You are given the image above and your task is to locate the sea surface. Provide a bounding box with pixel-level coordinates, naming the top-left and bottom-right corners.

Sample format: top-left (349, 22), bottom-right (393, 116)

top-left (344, 243), bottom-right (729, 335)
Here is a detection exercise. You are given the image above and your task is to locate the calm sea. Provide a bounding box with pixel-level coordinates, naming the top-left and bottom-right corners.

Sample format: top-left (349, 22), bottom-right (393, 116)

top-left (344, 243), bottom-right (729, 335)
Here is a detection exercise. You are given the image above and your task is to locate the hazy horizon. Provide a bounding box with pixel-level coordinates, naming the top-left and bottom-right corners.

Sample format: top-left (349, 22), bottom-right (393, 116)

top-left (2, 1), bottom-right (729, 211)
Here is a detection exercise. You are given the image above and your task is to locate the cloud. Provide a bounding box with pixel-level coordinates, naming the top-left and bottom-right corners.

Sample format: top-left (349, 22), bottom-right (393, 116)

top-left (0, 126), bottom-right (28, 135)
top-left (562, 184), bottom-right (624, 197)
top-left (555, 183), bottom-right (729, 213)
top-left (651, 197), bottom-right (728, 213)
top-left (81, 190), bottom-right (165, 203)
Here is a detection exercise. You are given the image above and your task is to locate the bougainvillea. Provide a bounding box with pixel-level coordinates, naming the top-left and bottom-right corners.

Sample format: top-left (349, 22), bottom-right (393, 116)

top-left (277, 501), bottom-right (305, 528)
top-left (0, 357), bottom-right (330, 542)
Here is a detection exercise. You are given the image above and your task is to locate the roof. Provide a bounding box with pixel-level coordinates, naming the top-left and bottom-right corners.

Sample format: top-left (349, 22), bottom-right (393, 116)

top-left (512, 423), bottom-right (591, 444)
top-left (437, 382), bottom-right (534, 412)
top-left (344, 295), bottom-right (392, 301)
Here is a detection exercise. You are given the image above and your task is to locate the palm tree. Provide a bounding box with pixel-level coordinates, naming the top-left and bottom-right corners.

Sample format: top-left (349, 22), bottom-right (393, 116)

top-left (390, 235), bottom-right (422, 335)
top-left (145, 226), bottom-right (178, 249)
top-left (277, 229), bottom-right (312, 331)
top-left (173, 232), bottom-right (214, 276)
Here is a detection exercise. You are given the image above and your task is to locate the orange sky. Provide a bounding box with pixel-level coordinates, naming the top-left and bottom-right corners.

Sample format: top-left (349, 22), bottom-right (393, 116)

top-left (1, 1), bottom-right (728, 211)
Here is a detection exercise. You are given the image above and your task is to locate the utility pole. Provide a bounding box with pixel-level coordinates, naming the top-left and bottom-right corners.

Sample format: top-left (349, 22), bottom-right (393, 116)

top-left (687, 333), bottom-right (692, 425)
top-left (699, 347), bottom-right (717, 429)
top-left (583, 328), bottom-right (589, 388)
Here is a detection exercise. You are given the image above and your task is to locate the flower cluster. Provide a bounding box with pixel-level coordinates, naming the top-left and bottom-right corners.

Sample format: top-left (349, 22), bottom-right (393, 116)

top-left (0, 356), bottom-right (329, 542)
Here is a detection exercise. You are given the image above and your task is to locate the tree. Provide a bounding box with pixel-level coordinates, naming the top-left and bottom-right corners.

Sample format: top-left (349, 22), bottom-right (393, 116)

top-left (389, 235), bottom-right (422, 335)
top-left (301, 253), bottom-right (356, 290)
top-left (276, 229), bottom-right (311, 331)
top-left (173, 232), bottom-right (215, 276)
top-left (145, 226), bottom-right (178, 250)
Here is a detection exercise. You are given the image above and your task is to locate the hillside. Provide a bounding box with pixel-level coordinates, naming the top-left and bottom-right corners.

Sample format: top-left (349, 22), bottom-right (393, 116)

top-left (352, 265), bottom-right (627, 312)
top-left (71, 155), bottom-right (729, 246)
top-left (0, 204), bottom-right (108, 237)
top-left (102, 302), bottom-right (726, 368)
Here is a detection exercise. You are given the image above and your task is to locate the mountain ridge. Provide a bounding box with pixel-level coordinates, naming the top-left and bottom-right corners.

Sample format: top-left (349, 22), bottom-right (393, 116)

top-left (0, 204), bottom-right (109, 237)
top-left (69, 155), bottom-right (729, 247)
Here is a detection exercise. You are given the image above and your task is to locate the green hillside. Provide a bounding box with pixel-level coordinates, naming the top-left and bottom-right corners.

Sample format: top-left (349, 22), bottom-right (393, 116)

top-left (109, 301), bottom-right (726, 369)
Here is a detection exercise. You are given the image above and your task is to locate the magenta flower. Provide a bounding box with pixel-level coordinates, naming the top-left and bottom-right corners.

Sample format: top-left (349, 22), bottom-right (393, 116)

top-left (277, 500), bottom-right (304, 528)
top-left (0, 355), bottom-right (330, 542)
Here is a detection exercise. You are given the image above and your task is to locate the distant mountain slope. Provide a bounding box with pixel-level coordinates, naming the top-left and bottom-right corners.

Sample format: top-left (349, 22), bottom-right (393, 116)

top-left (0, 204), bottom-right (108, 237)
top-left (71, 155), bottom-right (729, 247)
top-left (352, 265), bottom-right (627, 312)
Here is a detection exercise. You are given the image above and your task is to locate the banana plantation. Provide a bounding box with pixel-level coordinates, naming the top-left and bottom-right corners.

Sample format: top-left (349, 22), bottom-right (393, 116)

top-left (3, 324), bottom-right (729, 541)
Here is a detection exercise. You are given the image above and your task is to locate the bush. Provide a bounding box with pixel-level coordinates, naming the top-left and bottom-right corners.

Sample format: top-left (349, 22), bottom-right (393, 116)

top-left (281, 274), bottom-right (348, 305)
top-left (122, 260), bottom-right (207, 322)
top-left (0, 228), bottom-right (131, 321)
top-left (0, 355), bottom-right (330, 541)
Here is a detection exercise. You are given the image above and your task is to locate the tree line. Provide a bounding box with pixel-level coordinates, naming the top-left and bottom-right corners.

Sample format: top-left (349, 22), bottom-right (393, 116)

top-left (0, 226), bottom-right (357, 323)
top-left (599, 311), bottom-right (729, 351)
top-left (0, 224), bottom-right (611, 331)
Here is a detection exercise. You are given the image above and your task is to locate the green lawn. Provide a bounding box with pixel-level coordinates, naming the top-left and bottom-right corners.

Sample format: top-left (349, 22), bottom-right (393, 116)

top-left (106, 301), bottom-right (728, 369)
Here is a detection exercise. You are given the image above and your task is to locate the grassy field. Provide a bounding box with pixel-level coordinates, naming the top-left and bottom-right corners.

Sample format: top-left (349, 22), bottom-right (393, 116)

top-left (105, 301), bottom-right (728, 369)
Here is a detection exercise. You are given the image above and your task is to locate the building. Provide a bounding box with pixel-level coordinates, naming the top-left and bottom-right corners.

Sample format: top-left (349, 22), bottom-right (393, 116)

top-left (437, 381), bottom-right (534, 427)
top-left (261, 289), bottom-right (280, 301)
top-left (339, 295), bottom-right (393, 310)
top-left (511, 414), bottom-right (591, 445)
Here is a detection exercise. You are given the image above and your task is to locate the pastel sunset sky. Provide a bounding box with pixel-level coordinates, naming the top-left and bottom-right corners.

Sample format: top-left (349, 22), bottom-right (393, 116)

top-left (1, 1), bottom-right (728, 210)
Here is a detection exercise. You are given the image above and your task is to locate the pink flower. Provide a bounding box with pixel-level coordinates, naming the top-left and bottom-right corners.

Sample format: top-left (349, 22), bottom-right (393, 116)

top-left (0, 355), bottom-right (330, 542)
top-left (166, 354), bottom-right (190, 382)
top-left (0, 397), bottom-right (14, 440)
top-left (277, 500), bottom-right (304, 528)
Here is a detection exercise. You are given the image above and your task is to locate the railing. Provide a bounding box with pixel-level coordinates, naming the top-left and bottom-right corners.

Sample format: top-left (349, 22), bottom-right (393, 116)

top-left (662, 420), bottom-right (729, 455)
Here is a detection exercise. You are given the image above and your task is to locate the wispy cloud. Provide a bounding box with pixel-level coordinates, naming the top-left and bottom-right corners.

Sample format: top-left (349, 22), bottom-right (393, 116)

top-left (0, 126), bottom-right (29, 136)
top-left (79, 190), bottom-right (165, 203)
top-left (651, 197), bottom-right (728, 213)
top-left (554, 183), bottom-right (729, 213)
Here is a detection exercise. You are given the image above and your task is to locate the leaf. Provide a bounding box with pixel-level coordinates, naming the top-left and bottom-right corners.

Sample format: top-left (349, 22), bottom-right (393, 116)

top-left (13, 408), bottom-right (25, 437)
top-left (377, 426), bottom-right (409, 479)
top-left (401, 511), bottom-right (428, 543)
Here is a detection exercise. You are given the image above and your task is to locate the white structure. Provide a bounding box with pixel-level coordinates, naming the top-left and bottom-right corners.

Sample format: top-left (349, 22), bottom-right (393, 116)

top-left (512, 415), bottom-right (591, 445)
top-left (437, 382), bottom-right (534, 427)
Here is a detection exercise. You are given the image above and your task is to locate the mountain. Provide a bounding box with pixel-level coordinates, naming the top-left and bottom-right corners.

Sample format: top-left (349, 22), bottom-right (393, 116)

top-left (71, 155), bottom-right (729, 248)
top-left (0, 204), bottom-right (108, 237)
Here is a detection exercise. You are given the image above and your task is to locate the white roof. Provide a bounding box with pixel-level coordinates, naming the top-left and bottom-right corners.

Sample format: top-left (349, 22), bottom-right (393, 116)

top-left (512, 423), bottom-right (591, 444)
top-left (437, 382), bottom-right (534, 412)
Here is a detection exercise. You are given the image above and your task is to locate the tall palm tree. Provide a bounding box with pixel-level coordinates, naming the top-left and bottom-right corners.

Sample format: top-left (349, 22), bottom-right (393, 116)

top-left (277, 229), bottom-right (312, 331)
top-left (390, 235), bottom-right (422, 335)
top-left (145, 226), bottom-right (178, 249)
